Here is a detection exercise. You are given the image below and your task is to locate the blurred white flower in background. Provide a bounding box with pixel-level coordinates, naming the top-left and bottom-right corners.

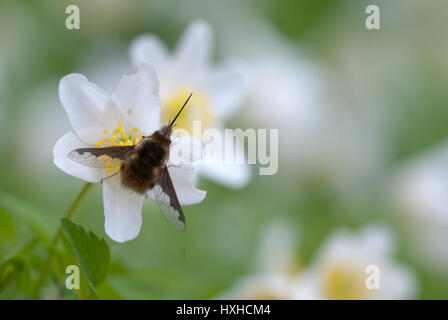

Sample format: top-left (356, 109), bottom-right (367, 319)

top-left (221, 220), bottom-right (302, 299)
top-left (236, 47), bottom-right (323, 165)
top-left (182, 1), bottom-right (386, 199)
top-left (53, 64), bottom-right (206, 242)
top-left (209, 7), bottom-right (327, 172)
top-left (296, 226), bottom-right (417, 299)
top-left (392, 140), bottom-right (448, 271)
top-left (243, 34), bottom-right (384, 202)
top-left (130, 20), bottom-right (249, 188)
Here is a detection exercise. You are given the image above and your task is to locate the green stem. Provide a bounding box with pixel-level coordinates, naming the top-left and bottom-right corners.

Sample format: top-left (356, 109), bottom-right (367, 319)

top-left (32, 182), bottom-right (92, 299)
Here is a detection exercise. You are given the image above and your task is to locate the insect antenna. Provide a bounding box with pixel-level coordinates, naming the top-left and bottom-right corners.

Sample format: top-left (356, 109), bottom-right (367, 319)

top-left (169, 93), bottom-right (193, 127)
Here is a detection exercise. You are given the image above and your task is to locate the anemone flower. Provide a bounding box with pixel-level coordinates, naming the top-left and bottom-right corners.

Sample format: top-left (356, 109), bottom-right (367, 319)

top-left (53, 63), bottom-right (206, 243)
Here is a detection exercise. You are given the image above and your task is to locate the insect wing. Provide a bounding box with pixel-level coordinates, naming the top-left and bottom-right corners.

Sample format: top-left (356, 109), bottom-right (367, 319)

top-left (69, 146), bottom-right (136, 169)
top-left (152, 167), bottom-right (186, 231)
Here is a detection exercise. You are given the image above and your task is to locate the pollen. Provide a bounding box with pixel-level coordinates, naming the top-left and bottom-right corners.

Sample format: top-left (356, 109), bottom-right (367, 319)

top-left (95, 124), bottom-right (143, 148)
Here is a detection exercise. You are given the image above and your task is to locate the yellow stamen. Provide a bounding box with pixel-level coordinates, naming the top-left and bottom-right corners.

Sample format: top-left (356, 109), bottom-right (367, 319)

top-left (95, 125), bottom-right (142, 148)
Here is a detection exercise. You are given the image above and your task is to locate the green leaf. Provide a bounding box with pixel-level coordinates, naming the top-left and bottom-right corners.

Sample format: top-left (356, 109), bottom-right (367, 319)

top-left (61, 218), bottom-right (110, 288)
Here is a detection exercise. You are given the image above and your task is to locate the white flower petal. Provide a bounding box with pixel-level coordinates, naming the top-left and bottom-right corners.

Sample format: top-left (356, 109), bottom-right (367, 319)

top-left (130, 35), bottom-right (168, 74)
top-left (379, 263), bottom-right (418, 299)
top-left (202, 63), bottom-right (245, 120)
top-left (53, 131), bottom-right (103, 183)
top-left (147, 165), bottom-right (206, 205)
top-left (111, 63), bottom-right (161, 134)
top-left (59, 74), bottom-right (121, 144)
top-left (256, 220), bottom-right (299, 274)
top-left (169, 165), bottom-right (206, 205)
top-left (103, 176), bottom-right (144, 243)
top-left (174, 20), bottom-right (213, 75)
top-left (196, 143), bottom-right (251, 188)
top-left (360, 225), bottom-right (395, 258)
top-left (196, 161), bottom-right (251, 188)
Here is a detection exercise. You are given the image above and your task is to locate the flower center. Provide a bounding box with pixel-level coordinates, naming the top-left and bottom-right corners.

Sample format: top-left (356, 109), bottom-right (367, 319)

top-left (323, 265), bottom-right (367, 300)
top-left (161, 88), bottom-right (215, 137)
top-left (96, 124), bottom-right (142, 147)
top-left (95, 124), bottom-right (143, 175)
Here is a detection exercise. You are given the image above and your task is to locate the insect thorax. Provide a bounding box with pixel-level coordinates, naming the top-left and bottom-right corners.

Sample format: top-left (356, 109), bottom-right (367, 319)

top-left (136, 139), bottom-right (167, 167)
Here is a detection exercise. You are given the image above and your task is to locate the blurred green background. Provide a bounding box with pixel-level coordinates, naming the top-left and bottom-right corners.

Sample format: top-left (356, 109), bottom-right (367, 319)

top-left (1, 0), bottom-right (448, 299)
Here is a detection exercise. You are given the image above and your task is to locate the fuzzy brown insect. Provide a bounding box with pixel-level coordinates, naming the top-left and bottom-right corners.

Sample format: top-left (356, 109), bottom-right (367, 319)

top-left (68, 93), bottom-right (193, 231)
top-left (119, 125), bottom-right (173, 194)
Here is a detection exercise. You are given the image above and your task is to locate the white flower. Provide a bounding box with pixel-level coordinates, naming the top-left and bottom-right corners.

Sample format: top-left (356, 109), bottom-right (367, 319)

top-left (130, 20), bottom-right (249, 188)
top-left (216, 10), bottom-right (385, 197)
top-left (53, 63), bottom-right (206, 243)
top-left (240, 40), bottom-right (382, 197)
top-left (18, 42), bottom-right (130, 174)
top-left (220, 220), bottom-right (302, 300)
top-left (296, 226), bottom-right (417, 300)
top-left (392, 140), bottom-right (448, 270)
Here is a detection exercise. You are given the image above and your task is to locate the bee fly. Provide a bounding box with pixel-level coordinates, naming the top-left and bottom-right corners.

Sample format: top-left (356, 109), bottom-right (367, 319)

top-left (68, 93), bottom-right (194, 231)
